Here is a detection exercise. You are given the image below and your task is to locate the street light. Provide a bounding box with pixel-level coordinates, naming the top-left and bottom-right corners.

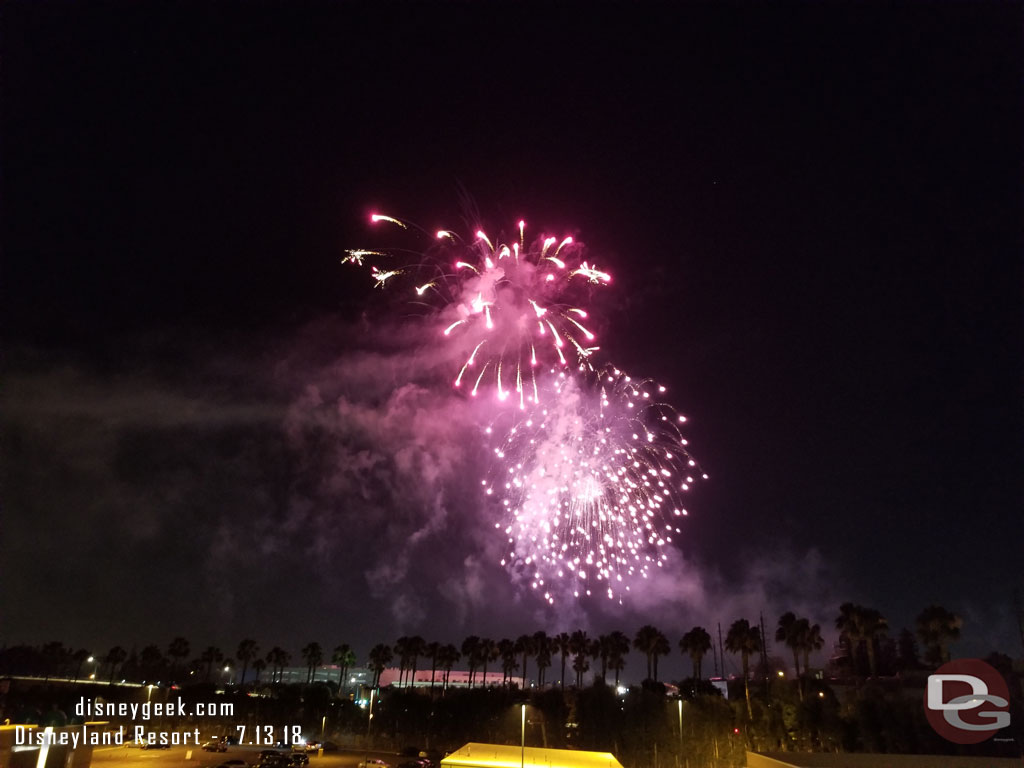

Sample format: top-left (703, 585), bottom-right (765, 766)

top-left (520, 704), bottom-right (526, 768)
top-left (88, 656), bottom-right (97, 680)
top-left (677, 699), bottom-right (683, 760)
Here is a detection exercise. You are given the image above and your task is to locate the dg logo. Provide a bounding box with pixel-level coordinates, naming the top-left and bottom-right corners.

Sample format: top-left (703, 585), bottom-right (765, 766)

top-left (925, 658), bottom-right (1011, 744)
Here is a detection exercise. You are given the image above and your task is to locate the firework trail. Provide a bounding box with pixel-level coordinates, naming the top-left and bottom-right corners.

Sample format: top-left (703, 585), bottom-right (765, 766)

top-left (481, 367), bottom-right (706, 603)
top-left (345, 214), bottom-right (611, 406)
top-left (345, 211), bottom-right (705, 603)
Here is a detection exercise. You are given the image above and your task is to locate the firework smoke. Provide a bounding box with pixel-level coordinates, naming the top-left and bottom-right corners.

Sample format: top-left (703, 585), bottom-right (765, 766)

top-left (346, 212), bottom-right (706, 604)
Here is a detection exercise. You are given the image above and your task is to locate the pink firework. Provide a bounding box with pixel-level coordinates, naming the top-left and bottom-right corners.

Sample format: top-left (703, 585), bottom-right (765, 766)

top-left (482, 366), bottom-right (707, 604)
top-left (345, 214), bottom-right (611, 406)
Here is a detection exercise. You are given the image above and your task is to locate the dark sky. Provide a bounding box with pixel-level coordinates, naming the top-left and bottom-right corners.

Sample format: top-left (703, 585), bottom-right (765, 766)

top-left (2, 3), bottom-right (1022, 678)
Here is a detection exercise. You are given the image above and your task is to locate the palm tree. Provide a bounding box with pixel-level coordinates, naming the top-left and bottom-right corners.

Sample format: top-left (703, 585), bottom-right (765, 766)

top-left (633, 625), bottom-right (661, 681)
top-left (200, 646), bottom-right (224, 682)
top-left (332, 644), bottom-right (357, 693)
top-left (533, 632), bottom-right (552, 687)
top-left (394, 637), bottom-right (412, 687)
top-left (105, 646), bottom-right (127, 684)
top-left (836, 603), bottom-right (887, 677)
top-left (572, 648), bottom-right (591, 688)
top-left (266, 647), bottom-right (290, 684)
top-left (252, 658), bottom-right (267, 683)
top-left (479, 638), bottom-right (499, 687)
top-left (555, 632), bottom-right (571, 691)
top-left (71, 649), bottom-right (91, 682)
top-left (461, 636), bottom-right (481, 688)
top-left (916, 605), bottom-right (962, 666)
top-left (236, 639), bottom-right (259, 687)
top-left (635, 625), bottom-right (671, 681)
top-left (606, 631), bottom-right (630, 687)
top-left (801, 622), bottom-right (824, 675)
top-left (498, 639), bottom-right (518, 687)
top-left (301, 642), bottom-right (323, 684)
top-left (368, 644), bottom-right (392, 689)
top-left (776, 613), bottom-right (802, 681)
top-left (439, 644), bottom-right (460, 692)
top-left (167, 637), bottom-right (190, 681)
top-left (679, 626), bottom-right (712, 680)
top-left (515, 634), bottom-right (535, 688)
top-left (596, 635), bottom-right (613, 682)
top-left (424, 642), bottom-right (441, 693)
top-left (407, 636), bottom-right (426, 687)
top-left (725, 619), bottom-right (761, 720)
top-left (569, 630), bottom-right (591, 688)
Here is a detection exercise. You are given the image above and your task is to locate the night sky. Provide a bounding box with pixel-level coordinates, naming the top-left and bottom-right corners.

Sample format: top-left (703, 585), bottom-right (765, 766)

top-left (3, 3), bottom-right (1022, 680)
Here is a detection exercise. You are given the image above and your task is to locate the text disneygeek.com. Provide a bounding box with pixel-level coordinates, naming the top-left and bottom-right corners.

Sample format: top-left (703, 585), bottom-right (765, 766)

top-left (75, 696), bottom-right (233, 720)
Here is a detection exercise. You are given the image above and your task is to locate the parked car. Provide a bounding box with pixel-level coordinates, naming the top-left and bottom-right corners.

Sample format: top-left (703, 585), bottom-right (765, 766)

top-left (358, 760), bottom-right (391, 768)
top-left (320, 742), bottom-right (339, 753)
top-left (203, 741), bottom-right (228, 752)
top-left (142, 742), bottom-right (170, 750)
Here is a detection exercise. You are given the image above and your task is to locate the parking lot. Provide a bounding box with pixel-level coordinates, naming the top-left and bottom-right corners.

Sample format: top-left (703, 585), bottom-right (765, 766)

top-left (90, 745), bottom-right (402, 768)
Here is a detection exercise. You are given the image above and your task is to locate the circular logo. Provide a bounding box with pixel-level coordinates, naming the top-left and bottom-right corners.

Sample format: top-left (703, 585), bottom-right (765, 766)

top-left (925, 658), bottom-right (1010, 744)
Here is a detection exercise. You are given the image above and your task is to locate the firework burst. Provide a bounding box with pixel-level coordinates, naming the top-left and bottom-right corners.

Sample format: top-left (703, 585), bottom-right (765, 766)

top-left (345, 214), bottom-right (611, 406)
top-left (482, 366), bottom-right (707, 604)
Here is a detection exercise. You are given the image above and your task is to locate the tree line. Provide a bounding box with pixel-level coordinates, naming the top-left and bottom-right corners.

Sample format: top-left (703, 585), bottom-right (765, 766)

top-left (0, 602), bottom-right (966, 696)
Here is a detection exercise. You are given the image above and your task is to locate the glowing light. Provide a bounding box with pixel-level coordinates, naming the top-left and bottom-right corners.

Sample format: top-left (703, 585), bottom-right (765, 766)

top-left (572, 262), bottom-right (611, 284)
top-left (370, 213), bottom-right (405, 228)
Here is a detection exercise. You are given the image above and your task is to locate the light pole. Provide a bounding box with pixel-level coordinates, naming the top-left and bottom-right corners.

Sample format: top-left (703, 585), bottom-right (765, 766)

top-left (88, 656), bottom-right (97, 680)
top-left (520, 704), bottom-right (526, 768)
top-left (677, 699), bottom-right (683, 763)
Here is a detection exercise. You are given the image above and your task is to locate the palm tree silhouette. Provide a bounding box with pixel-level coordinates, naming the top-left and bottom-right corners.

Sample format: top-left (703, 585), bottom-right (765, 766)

top-left (555, 632), bottom-right (571, 691)
top-left (368, 644), bottom-right (392, 689)
top-left (252, 658), bottom-right (266, 683)
top-left (461, 636), bottom-right (481, 688)
top-left (916, 605), bottom-right (962, 666)
top-left (167, 637), bottom-right (190, 682)
top-left (532, 631), bottom-right (552, 687)
top-left (301, 642), bottom-right (323, 684)
top-left (568, 630), bottom-right (592, 688)
top-left (236, 639), bottom-right (259, 687)
top-left (498, 639), bottom-right (518, 688)
top-left (332, 644), bottom-right (357, 693)
top-left (679, 626), bottom-right (712, 680)
top-left (200, 646), bottom-right (224, 682)
top-left (725, 619), bottom-right (761, 720)
top-left (479, 638), bottom-right (499, 688)
top-left (515, 634), bottom-right (535, 688)
top-left (634, 625), bottom-right (669, 681)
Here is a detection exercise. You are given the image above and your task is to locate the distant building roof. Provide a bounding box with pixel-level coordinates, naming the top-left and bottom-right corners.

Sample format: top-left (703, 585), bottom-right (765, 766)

top-left (441, 743), bottom-right (623, 768)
